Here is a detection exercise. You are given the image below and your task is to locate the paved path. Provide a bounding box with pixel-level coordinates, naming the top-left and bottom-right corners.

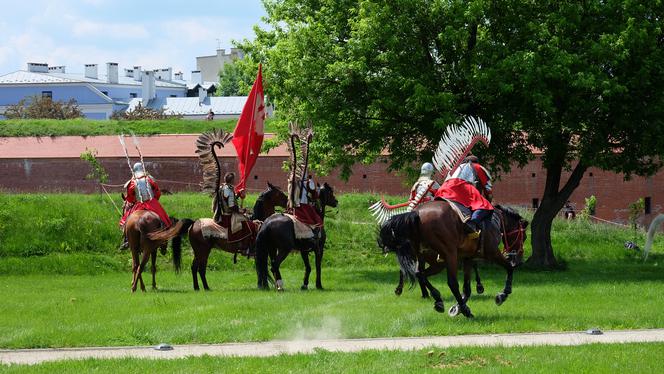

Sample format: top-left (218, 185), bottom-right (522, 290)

top-left (2, 328), bottom-right (664, 365)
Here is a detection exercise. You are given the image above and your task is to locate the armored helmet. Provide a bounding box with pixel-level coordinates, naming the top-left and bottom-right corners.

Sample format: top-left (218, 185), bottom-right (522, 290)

top-left (420, 162), bottom-right (435, 177)
top-left (133, 162), bottom-right (146, 178)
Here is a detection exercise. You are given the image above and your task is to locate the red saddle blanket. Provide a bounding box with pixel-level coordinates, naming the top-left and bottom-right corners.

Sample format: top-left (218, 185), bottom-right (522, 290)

top-left (217, 214), bottom-right (257, 243)
top-left (293, 204), bottom-right (323, 227)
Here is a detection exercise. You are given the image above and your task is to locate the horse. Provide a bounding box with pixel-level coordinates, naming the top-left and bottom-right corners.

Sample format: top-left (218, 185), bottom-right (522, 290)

top-left (255, 183), bottom-right (338, 291)
top-left (149, 182), bottom-right (288, 291)
top-left (124, 211), bottom-right (192, 292)
top-left (378, 201), bottom-right (528, 318)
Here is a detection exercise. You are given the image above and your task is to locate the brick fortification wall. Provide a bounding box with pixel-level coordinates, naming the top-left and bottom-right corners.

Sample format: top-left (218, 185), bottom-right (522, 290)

top-left (0, 156), bottom-right (661, 225)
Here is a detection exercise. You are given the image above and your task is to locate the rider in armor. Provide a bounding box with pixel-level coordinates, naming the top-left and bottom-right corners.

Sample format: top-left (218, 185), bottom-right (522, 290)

top-left (300, 174), bottom-right (319, 208)
top-left (215, 172), bottom-right (248, 233)
top-left (435, 155), bottom-right (493, 239)
top-left (119, 162), bottom-right (172, 249)
top-left (408, 162), bottom-right (440, 210)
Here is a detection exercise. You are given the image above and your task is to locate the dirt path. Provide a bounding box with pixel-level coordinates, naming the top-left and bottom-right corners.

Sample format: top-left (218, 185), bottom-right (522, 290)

top-left (2, 328), bottom-right (664, 365)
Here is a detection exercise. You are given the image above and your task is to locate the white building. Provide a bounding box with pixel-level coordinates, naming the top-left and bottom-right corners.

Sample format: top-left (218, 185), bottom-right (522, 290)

top-left (196, 48), bottom-right (244, 82)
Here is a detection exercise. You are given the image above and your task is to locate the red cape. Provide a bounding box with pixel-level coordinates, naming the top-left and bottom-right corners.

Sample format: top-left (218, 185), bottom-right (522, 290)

top-left (435, 178), bottom-right (493, 211)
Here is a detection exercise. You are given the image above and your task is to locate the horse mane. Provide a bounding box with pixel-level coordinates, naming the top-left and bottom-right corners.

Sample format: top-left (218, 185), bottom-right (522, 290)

top-left (495, 204), bottom-right (522, 221)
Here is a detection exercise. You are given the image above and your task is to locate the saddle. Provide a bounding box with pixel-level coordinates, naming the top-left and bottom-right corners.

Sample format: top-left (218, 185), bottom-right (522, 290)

top-left (199, 217), bottom-right (258, 243)
top-left (437, 197), bottom-right (472, 223)
top-left (284, 213), bottom-right (319, 240)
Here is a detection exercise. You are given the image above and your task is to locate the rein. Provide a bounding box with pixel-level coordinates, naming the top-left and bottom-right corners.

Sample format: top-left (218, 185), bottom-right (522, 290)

top-left (499, 211), bottom-right (525, 257)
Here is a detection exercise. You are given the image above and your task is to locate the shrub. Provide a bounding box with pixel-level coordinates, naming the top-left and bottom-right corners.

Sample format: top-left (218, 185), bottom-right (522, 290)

top-left (4, 96), bottom-right (83, 119)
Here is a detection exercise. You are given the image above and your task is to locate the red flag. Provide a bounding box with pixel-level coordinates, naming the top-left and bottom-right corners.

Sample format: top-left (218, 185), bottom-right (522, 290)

top-left (232, 64), bottom-right (265, 195)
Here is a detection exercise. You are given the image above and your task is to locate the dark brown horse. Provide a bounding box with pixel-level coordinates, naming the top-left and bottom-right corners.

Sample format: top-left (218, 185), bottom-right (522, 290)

top-left (150, 182), bottom-right (287, 290)
top-left (125, 211), bottom-right (192, 292)
top-left (394, 259), bottom-right (484, 298)
top-left (255, 183), bottom-right (338, 291)
top-left (378, 201), bottom-right (528, 318)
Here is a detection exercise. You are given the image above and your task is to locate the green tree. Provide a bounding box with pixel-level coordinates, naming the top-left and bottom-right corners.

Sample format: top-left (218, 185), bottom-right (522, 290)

top-left (4, 95), bottom-right (83, 119)
top-left (241, 0), bottom-right (664, 268)
top-left (217, 60), bottom-right (253, 96)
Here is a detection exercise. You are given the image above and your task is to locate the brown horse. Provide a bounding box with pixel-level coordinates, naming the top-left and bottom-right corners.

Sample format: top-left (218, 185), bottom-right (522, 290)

top-left (150, 182), bottom-right (288, 290)
top-left (378, 201), bottom-right (528, 318)
top-left (394, 259), bottom-right (484, 298)
top-left (125, 211), bottom-right (192, 292)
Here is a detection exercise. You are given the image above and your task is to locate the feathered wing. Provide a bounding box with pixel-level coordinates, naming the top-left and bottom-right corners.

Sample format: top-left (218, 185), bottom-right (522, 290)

top-left (369, 198), bottom-right (410, 226)
top-left (195, 128), bottom-right (233, 196)
top-left (644, 213), bottom-right (664, 261)
top-left (432, 116), bottom-right (491, 177)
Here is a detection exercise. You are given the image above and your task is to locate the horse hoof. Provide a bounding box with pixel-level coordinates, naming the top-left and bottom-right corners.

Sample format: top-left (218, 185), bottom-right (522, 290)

top-left (476, 284), bottom-right (485, 294)
top-left (394, 288), bottom-right (403, 296)
top-left (448, 304), bottom-right (459, 317)
top-left (301, 285), bottom-right (308, 291)
top-left (434, 301), bottom-right (445, 313)
top-left (421, 294), bottom-right (430, 299)
top-left (495, 293), bottom-right (507, 306)
top-left (459, 304), bottom-right (474, 318)
top-left (316, 285), bottom-right (324, 290)
top-left (277, 287), bottom-right (284, 292)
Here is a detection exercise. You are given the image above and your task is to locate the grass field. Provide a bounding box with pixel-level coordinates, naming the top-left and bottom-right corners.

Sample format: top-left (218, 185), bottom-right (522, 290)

top-left (0, 118), bottom-right (280, 137)
top-left (0, 192), bottom-right (663, 351)
top-left (2, 343), bottom-right (664, 373)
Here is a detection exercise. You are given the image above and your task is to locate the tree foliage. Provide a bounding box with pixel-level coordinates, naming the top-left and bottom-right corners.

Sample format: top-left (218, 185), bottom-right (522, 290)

top-left (110, 103), bottom-right (181, 120)
top-left (217, 61), bottom-right (254, 96)
top-left (4, 95), bottom-right (83, 119)
top-left (241, 0), bottom-right (664, 267)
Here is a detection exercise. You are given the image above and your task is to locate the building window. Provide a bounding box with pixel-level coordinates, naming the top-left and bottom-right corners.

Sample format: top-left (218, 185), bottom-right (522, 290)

top-left (645, 197), bottom-right (652, 215)
top-left (532, 198), bottom-right (539, 209)
top-left (41, 91), bottom-right (52, 98)
top-left (170, 95), bottom-right (177, 98)
top-left (130, 93), bottom-right (137, 98)
top-left (101, 91), bottom-right (108, 96)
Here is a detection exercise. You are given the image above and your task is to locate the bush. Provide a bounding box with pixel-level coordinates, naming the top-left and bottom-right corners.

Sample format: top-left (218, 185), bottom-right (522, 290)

top-left (110, 103), bottom-right (182, 120)
top-left (3, 95), bottom-right (83, 119)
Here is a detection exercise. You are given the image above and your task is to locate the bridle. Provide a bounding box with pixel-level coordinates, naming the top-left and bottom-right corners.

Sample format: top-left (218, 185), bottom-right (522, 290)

top-left (499, 210), bottom-right (526, 260)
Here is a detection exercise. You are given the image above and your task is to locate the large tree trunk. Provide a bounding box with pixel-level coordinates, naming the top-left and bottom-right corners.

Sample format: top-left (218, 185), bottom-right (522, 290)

top-left (526, 159), bottom-right (587, 268)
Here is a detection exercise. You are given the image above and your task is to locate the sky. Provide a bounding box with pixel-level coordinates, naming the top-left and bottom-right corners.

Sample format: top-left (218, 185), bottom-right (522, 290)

top-left (0, 0), bottom-right (266, 79)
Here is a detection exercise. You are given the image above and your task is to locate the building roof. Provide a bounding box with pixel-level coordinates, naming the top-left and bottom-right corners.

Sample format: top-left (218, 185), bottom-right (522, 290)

top-left (172, 80), bottom-right (219, 90)
top-left (0, 134), bottom-right (288, 159)
top-left (127, 96), bottom-right (246, 116)
top-left (0, 70), bottom-right (185, 89)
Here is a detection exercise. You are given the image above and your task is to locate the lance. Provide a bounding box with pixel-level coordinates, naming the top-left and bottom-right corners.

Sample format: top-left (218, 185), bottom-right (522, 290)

top-left (118, 134), bottom-right (135, 178)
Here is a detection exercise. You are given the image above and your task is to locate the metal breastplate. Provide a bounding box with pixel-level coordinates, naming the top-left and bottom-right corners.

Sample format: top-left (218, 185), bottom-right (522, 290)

top-left (134, 177), bottom-right (154, 203)
top-left (448, 163), bottom-right (478, 185)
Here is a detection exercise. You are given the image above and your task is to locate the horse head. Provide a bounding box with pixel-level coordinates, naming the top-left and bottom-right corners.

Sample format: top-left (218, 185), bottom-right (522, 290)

top-left (495, 205), bottom-right (529, 267)
top-left (266, 181), bottom-right (288, 209)
top-left (319, 182), bottom-right (338, 209)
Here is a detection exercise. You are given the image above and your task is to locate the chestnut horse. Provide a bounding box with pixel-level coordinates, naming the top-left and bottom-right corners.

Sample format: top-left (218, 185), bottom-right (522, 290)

top-left (378, 201), bottom-right (528, 318)
top-left (255, 183), bottom-right (338, 291)
top-left (150, 182), bottom-right (287, 290)
top-left (125, 211), bottom-right (192, 292)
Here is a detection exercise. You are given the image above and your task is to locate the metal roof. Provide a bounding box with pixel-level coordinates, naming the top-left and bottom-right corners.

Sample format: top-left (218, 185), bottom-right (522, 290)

top-left (0, 70), bottom-right (186, 88)
top-left (127, 96), bottom-right (247, 115)
top-left (172, 79), bottom-right (219, 90)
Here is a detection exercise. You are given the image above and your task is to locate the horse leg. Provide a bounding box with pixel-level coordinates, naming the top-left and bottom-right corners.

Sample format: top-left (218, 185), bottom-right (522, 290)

top-left (417, 269), bottom-right (444, 312)
top-left (151, 249), bottom-right (157, 290)
top-left (395, 271), bottom-right (404, 296)
top-left (191, 256), bottom-right (200, 291)
top-left (314, 245), bottom-right (324, 290)
top-left (417, 261), bottom-right (430, 298)
top-left (446, 254), bottom-right (473, 318)
top-left (462, 259), bottom-right (472, 303)
top-left (130, 249), bottom-right (140, 292)
top-left (271, 249), bottom-right (289, 292)
top-left (474, 262), bottom-right (484, 294)
top-left (491, 253), bottom-right (514, 306)
top-left (137, 249), bottom-right (150, 292)
top-left (198, 248), bottom-right (212, 291)
top-left (300, 250), bottom-right (311, 290)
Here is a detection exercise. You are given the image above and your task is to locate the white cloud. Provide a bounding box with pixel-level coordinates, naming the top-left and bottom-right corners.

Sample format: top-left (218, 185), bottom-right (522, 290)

top-left (72, 20), bottom-right (150, 39)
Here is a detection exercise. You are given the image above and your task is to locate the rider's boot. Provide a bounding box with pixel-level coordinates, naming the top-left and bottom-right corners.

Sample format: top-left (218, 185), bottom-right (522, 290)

top-left (119, 234), bottom-right (129, 250)
top-left (464, 220), bottom-right (481, 240)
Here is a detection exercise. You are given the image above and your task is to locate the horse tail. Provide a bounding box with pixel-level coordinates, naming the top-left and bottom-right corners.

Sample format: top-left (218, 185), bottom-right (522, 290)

top-left (380, 211), bottom-right (420, 285)
top-left (147, 218), bottom-right (192, 242)
top-left (170, 218), bottom-right (194, 273)
top-left (644, 214), bottom-right (664, 261)
top-left (255, 221), bottom-right (273, 289)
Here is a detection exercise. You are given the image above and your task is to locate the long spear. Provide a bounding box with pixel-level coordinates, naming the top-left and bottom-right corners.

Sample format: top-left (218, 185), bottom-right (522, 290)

top-left (130, 132), bottom-right (146, 169)
top-left (118, 134), bottom-right (135, 178)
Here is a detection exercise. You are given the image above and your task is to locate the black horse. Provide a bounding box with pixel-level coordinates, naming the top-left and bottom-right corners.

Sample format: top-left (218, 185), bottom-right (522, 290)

top-left (255, 183), bottom-right (338, 291)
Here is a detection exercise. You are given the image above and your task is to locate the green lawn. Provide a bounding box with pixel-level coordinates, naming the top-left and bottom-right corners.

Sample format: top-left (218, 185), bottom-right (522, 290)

top-left (0, 193), bottom-right (663, 349)
top-left (2, 343), bottom-right (663, 373)
top-left (0, 118), bottom-right (280, 137)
